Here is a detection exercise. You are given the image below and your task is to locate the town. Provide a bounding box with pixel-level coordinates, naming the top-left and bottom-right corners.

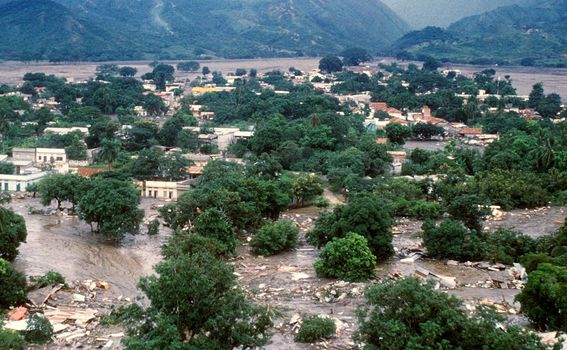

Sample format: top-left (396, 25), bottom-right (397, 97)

top-left (0, 54), bottom-right (566, 349)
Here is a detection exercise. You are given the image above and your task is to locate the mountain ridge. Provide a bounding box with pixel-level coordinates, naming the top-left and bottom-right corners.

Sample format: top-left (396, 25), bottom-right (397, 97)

top-left (388, 0), bottom-right (567, 67)
top-left (0, 0), bottom-right (410, 61)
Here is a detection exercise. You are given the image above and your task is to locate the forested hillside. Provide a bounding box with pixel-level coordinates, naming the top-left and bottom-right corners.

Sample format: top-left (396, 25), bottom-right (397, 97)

top-left (0, 0), bottom-right (409, 61)
top-left (389, 0), bottom-right (567, 67)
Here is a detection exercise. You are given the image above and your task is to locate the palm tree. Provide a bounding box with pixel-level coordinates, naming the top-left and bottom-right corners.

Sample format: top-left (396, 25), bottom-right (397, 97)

top-left (97, 139), bottom-right (121, 171)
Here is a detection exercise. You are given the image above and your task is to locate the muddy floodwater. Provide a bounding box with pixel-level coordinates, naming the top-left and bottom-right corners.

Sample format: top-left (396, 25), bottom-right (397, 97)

top-left (9, 197), bottom-right (169, 298)
top-left (7, 195), bottom-right (566, 349)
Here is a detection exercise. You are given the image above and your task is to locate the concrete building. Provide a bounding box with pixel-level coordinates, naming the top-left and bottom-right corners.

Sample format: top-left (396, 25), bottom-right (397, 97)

top-left (0, 171), bottom-right (48, 192)
top-left (140, 180), bottom-right (192, 201)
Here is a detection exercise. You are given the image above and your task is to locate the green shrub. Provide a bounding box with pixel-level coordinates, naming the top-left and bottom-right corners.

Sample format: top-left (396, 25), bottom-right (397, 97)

top-left (0, 258), bottom-right (27, 308)
top-left (486, 229), bottom-right (537, 264)
top-left (422, 219), bottom-right (487, 261)
top-left (516, 263), bottom-right (567, 332)
top-left (0, 207), bottom-right (27, 261)
top-left (356, 277), bottom-right (551, 350)
top-left (520, 253), bottom-right (567, 273)
top-left (314, 233), bottom-right (376, 282)
top-left (307, 194), bottom-right (394, 261)
top-left (147, 219), bottom-right (160, 236)
top-left (192, 208), bottom-right (238, 256)
top-left (162, 232), bottom-right (228, 259)
top-left (295, 316), bottom-right (336, 343)
top-left (250, 220), bottom-right (298, 256)
top-left (393, 199), bottom-right (444, 219)
top-left (0, 328), bottom-right (27, 350)
top-left (35, 271), bottom-right (66, 288)
top-left (446, 194), bottom-right (490, 233)
top-left (24, 314), bottom-right (53, 344)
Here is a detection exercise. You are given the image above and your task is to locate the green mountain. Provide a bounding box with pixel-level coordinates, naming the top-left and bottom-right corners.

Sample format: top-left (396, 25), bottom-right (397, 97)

top-left (0, 0), bottom-right (410, 61)
top-left (389, 0), bottom-right (567, 67)
top-left (381, 0), bottom-right (523, 29)
top-left (0, 0), bottom-right (152, 61)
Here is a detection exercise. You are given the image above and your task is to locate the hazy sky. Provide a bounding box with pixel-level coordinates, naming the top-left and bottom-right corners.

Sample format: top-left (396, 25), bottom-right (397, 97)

top-left (381, 0), bottom-right (524, 29)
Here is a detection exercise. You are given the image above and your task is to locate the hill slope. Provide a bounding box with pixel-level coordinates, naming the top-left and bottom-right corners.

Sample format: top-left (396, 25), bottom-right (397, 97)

top-left (0, 0), bottom-right (153, 61)
top-left (388, 0), bottom-right (567, 66)
top-left (381, 0), bottom-right (523, 29)
top-left (0, 0), bottom-right (410, 61)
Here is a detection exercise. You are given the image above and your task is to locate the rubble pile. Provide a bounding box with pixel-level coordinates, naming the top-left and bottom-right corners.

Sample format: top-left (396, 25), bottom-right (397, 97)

top-left (2, 279), bottom-right (129, 349)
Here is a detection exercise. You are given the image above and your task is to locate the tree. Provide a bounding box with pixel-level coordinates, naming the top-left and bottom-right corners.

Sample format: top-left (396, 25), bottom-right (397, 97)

top-left (412, 123), bottom-right (444, 140)
top-left (177, 61), bottom-right (200, 72)
top-left (235, 68), bottom-right (247, 76)
top-left (250, 220), bottom-right (299, 256)
top-left (77, 178), bottom-right (144, 240)
top-left (97, 138), bottom-right (122, 170)
top-left (96, 64), bottom-right (119, 77)
top-left (131, 148), bottom-right (190, 181)
top-left (516, 263), bottom-right (567, 332)
top-left (0, 161), bottom-right (15, 175)
top-left (64, 135), bottom-right (88, 161)
top-left (528, 83), bottom-right (545, 109)
top-left (0, 258), bottom-right (27, 308)
top-left (119, 66), bottom-right (138, 77)
top-left (356, 277), bottom-right (551, 350)
top-left (124, 252), bottom-right (273, 349)
top-left (385, 123), bottom-right (411, 145)
top-left (0, 203), bottom-right (27, 261)
top-left (158, 115), bottom-right (188, 147)
top-left (422, 56), bottom-right (442, 71)
top-left (143, 93), bottom-right (167, 116)
top-left (446, 194), bottom-right (490, 233)
top-left (314, 233), bottom-right (376, 282)
top-left (38, 173), bottom-right (86, 211)
top-left (151, 64), bottom-right (175, 91)
top-left (537, 93), bottom-right (562, 118)
top-left (319, 56), bottom-right (343, 73)
top-left (422, 219), bottom-right (487, 261)
top-left (292, 174), bottom-right (324, 208)
top-left (193, 208), bottom-right (238, 256)
top-left (202, 66), bottom-right (210, 75)
top-left (125, 120), bottom-right (159, 151)
top-left (307, 194), bottom-right (394, 261)
top-left (212, 71), bottom-right (227, 85)
top-left (341, 48), bottom-right (371, 66)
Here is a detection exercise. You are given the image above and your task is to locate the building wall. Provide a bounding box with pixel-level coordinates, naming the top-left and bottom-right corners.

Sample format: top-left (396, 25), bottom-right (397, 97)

top-left (12, 148), bottom-right (36, 162)
top-left (36, 149), bottom-right (67, 164)
top-left (143, 181), bottom-right (178, 200)
top-left (0, 172), bottom-right (48, 192)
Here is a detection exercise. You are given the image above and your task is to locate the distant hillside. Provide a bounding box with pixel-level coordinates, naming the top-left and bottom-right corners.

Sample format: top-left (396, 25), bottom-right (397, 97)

top-left (381, 0), bottom-right (523, 29)
top-left (0, 0), bottom-right (410, 61)
top-left (388, 0), bottom-right (567, 67)
top-left (0, 0), bottom-right (152, 61)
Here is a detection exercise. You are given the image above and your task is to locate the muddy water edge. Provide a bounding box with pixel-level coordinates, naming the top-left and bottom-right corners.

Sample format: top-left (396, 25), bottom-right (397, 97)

top-left (10, 197), bottom-right (169, 298)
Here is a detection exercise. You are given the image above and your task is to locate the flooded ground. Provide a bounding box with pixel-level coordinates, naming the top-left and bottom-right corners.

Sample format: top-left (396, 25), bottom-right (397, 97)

top-left (9, 197), bottom-right (170, 298)
top-left (236, 207), bottom-right (566, 350)
top-left (2, 58), bottom-right (567, 99)
top-left (6, 195), bottom-right (565, 349)
top-left (486, 206), bottom-right (566, 238)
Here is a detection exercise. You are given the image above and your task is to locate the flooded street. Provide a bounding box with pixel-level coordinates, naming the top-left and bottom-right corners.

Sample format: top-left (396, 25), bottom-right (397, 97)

top-left (9, 197), bottom-right (169, 298)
